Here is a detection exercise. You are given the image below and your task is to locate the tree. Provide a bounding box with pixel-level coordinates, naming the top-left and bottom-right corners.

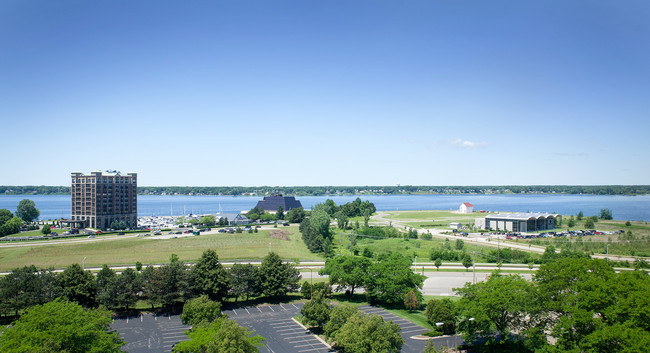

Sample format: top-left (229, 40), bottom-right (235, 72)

top-left (455, 238), bottom-right (465, 250)
top-left (425, 298), bottom-right (457, 335)
top-left (286, 207), bottom-right (305, 223)
top-left (456, 272), bottom-right (535, 341)
top-left (299, 207), bottom-right (332, 255)
top-left (96, 264), bottom-right (117, 308)
top-left (404, 290), bottom-right (418, 311)
top-left (0, 217), bottom-right (22, 237)
top-left (320, 255), bottom-right (371, 296)
top-left (41, 224), bottom-right (51, 235)
top-left (16, 199), bottom-right (39, 223)
top-left (59, 263), bottom-right (97, 308)
top-left (173, 317), bottom-right (265, 353)
top-left (200, 215), bottom-right (216, 226)
top-left (567, 215), bottom-right (576, 228)
top-left (423, 340), bottom-right (444, 353)
top-left (365, 253), bottom-right (425, 306)
top-left (0, 209), bottom-right (13, 226)
top-left (191, 249), bottom-right (230, 302)
top-left (599, 208), bottom-right (613, 220)
top-left (334, 313), bottom-right (404, 353)
top-left (434, 258), bottom-right (442, 271)
top-left (462, 253), bottom-right (473, 271)
top-left (259, 252), bottom-right (300, 298)
top-left (577, 211), bottom-right (584, 220)
top-left (0, 265), bottom-right (43, 316)
top-left (0, 299), bottom-right (124, 353)
top-left (181, 295), bottom-right (223, 326)
top-left (324, 304), bottom-right (358, 338)
top-left (112, 268), bottom-right (142, 310)
top-left (110, 220), bottom-right (127, 230)
top-left (229, 263), bottom-right (261, 302)
top-left (336, 211), bottom-right (348, 230)
top-left (301, 291), bottom-right (332, 327)
top-left (276, 206), bottom-right (284, 220)
top-left (585, 218), bottom-right (595, 229)
top-left (150, 254), bottom-right (191, 307)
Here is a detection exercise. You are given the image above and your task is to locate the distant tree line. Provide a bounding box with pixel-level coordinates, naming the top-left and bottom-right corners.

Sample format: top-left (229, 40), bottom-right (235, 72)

top-left (1, 199), bottom-right (41, 237)
top-left (4, 185), bottom-right (649, 196)
top-left (0, 250), bottom-right (300, 317)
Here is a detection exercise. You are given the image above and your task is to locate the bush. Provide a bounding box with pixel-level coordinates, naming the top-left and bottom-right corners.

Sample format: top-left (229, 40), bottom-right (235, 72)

top-left (422, 330), bottom-right (444, 337)
top-left (420, 232), bottom-right (432, 240)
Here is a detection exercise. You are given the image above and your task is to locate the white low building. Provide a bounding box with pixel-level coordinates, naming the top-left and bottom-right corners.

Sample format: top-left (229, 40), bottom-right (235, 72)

top-left (450, 222), bottom-right (462, 229)
top-left (459, 202), bottom-right (474, 213)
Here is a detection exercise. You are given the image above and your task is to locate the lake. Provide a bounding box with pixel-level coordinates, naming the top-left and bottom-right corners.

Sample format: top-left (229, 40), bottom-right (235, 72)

top-left (1, 194), bottom-right (649, 221)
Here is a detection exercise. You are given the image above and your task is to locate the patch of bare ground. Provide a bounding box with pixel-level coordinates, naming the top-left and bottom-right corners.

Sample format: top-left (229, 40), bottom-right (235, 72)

top-left (269, 229), bottom-right (290, 240)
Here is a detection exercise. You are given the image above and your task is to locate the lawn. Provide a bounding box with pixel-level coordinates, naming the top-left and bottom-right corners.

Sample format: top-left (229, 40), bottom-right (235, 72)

top-left (0, 226), bottom-right (322, 271)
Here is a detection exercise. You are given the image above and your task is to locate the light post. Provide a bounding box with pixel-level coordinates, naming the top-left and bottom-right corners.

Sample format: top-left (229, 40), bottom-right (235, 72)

top-left (310, 268), bottom-right (313, 299)
top-left (82, 257), bottom-right (87, 270)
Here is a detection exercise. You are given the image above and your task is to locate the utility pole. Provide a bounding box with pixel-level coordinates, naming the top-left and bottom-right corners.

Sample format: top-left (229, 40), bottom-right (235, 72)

top-left (498, 236), bottom-right (500, 264)
top-left (606, 244), bottom-right (609, 263)
top-left (414, 255), bottom-right (417, 273)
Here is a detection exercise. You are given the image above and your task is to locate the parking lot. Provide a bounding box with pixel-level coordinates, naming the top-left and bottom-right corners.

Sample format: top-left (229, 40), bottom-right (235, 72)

top-left (225, 302), bottom-right (331, 353)
top-left (111, 303), bottom-right (457, 353)
top-left (112, 312), bottom-right (189, 353)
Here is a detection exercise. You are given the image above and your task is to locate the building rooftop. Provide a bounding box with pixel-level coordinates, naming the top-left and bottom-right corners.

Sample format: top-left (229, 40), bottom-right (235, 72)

top-left (485, 212), bottom-right (559, 221)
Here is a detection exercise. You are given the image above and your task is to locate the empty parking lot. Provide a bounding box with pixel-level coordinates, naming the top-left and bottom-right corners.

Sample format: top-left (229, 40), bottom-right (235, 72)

top-left (112, 312), bottom-right (189, 353)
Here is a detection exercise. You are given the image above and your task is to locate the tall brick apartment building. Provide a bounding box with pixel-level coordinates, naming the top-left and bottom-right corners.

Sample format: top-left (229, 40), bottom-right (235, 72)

top-left (70, 171), bottom-right (137, 230)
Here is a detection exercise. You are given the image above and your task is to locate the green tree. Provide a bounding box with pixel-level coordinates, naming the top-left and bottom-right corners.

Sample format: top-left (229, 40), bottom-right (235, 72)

top-left (0, 217), bottom-right (22, 236)
top-left (577, 211), bottom-right (584, 220)
top-left (0, 299), bottom-right (124, 353)
top-left (96, 264), bottom-right (117, 308)
top-left (567, 215), bottom-right (576, 228)
top-left (112, 268), bottom-right (142, 310)
top-left (286, 207), bottom-right (305, 223)
top-left (365, 253), bottom-right (425, 306)
top-left (335, 312), bottom-right (404, 353)
top-left (434, 258), bottom-right (442, 271)
top-left (191, 249), bottom-right (230, 302)
top-left (59, 263), bottom-right (97, 308)
top-left (200, 215), bottom-right (216, 226)
top-left (41, 224), bottom-right (51, 235)
top-left (173, 317), bottom-right (265, 353)
top-left (455, 238), bottom-right (465, 250)
top-left (110, 220), bottom-right (127, 230)
top-left (456, 272), bottom-right (535, 341)
top-left (259, 252), bottom-right (300, 298)
top-left (462, 253), bottom-right (473, 271)
top-left (276, 206), bottom-right (284, 220)
top-left (585, 218), bottom-right (595, 229)
top-left (229, 263), bottom-right (261, 302)
top-left (323, 304), bottom-right (358, 338)
top-left (0, 265), bottom-right (43, 316)
top-left (336, 211), bottom-right (349, 230)
top-left (158, 254), bottom-right (191, 307)
top-left (320, 255), bottom-right (371, 296)
top-left (423, 340), bottom-right (444, 353)
top-left (300, 291), bottom-right (332, 327)
top-left (425, 298), bottom-right (457, 335)
top-left (16, 199), bottom-right (39, 223)
top-left (599, 208), bottom-right (613, 220)
top-left (181, 295), bottom-right (223, 326)
top-left (0, 209), bottom-right (13, 226)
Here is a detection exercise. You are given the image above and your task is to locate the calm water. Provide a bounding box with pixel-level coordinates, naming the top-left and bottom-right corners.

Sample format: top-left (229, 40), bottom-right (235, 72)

top-left (0, 194), bottom-right (649, 221)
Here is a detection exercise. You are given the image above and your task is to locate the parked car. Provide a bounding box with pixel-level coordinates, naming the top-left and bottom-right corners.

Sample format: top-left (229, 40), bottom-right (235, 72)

top-left (88, 235), bottom-right (95, 238)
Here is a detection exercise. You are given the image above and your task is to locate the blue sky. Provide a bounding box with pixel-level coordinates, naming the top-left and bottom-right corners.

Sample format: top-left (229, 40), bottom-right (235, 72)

top-left (1, 1), bottom-right (649, 186)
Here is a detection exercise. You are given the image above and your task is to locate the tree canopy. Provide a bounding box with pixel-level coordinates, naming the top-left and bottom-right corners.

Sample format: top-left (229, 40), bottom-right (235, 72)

top-left (0, 299), bottom-right (124, 353)
top-left (16, 199), bottom-right (39, 222)
top-left (259, 252), bottom-right (300, 298)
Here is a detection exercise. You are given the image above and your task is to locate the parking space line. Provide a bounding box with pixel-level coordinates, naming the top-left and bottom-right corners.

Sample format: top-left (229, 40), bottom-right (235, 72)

top-left (232, 309), bottom-right (238, 315)
top-left (292, 303), bottom-right (299, 309)
top-left (280, 303), bottom-right (287, 310)
top-left (298, 347), bottom-right (327, 352)
top-left (245, 307), bottom-right (251, 314)
top-left (276, 328), bottom-right (305, 333)
top-left (257, 306), bottom-right (263, 313)
top-left (268, 305), bottom-right (275, 312)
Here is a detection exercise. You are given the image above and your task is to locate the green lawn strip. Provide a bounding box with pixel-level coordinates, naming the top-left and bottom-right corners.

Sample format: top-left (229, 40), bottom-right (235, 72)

top-left (0, 226), bottom-right (322, 271)
top-left (384, 308), bottom-right (434, 331)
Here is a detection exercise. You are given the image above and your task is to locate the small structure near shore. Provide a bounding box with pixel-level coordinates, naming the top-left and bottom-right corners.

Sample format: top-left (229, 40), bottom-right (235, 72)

top-left (255, 194), bottom-right (302, 212)
top-left (459, 202), bottom-right (474, 213)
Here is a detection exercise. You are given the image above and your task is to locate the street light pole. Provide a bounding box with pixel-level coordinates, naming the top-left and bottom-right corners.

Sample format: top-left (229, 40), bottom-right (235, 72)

top-left (82, 257), bottom-right (87, 270)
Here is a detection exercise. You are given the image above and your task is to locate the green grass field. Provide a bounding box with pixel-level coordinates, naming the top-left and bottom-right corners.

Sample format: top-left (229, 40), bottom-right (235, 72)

top-left (0, 226), bottom-right (322, 271)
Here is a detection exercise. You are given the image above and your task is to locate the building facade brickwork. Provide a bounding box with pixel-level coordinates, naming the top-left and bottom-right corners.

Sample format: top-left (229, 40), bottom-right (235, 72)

top-left (71, 171), bottom-right (137, 230)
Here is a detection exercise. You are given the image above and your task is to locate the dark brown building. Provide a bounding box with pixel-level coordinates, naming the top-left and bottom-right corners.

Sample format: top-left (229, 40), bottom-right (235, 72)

top-left (71, 171), bottom-right (137, 230)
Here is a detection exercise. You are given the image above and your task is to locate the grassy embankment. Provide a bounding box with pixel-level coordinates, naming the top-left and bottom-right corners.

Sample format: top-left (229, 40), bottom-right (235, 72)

top-left (0, 226), bottom-right (321, 271)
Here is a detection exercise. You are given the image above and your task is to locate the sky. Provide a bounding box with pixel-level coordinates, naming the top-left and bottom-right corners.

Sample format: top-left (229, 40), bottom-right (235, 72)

top-left (1, 1), bottom-right (649, 187)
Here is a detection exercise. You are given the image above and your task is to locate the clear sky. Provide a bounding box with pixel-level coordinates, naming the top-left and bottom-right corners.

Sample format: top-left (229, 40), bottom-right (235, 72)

top-left (1, 1), bottom-right (649, 187)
